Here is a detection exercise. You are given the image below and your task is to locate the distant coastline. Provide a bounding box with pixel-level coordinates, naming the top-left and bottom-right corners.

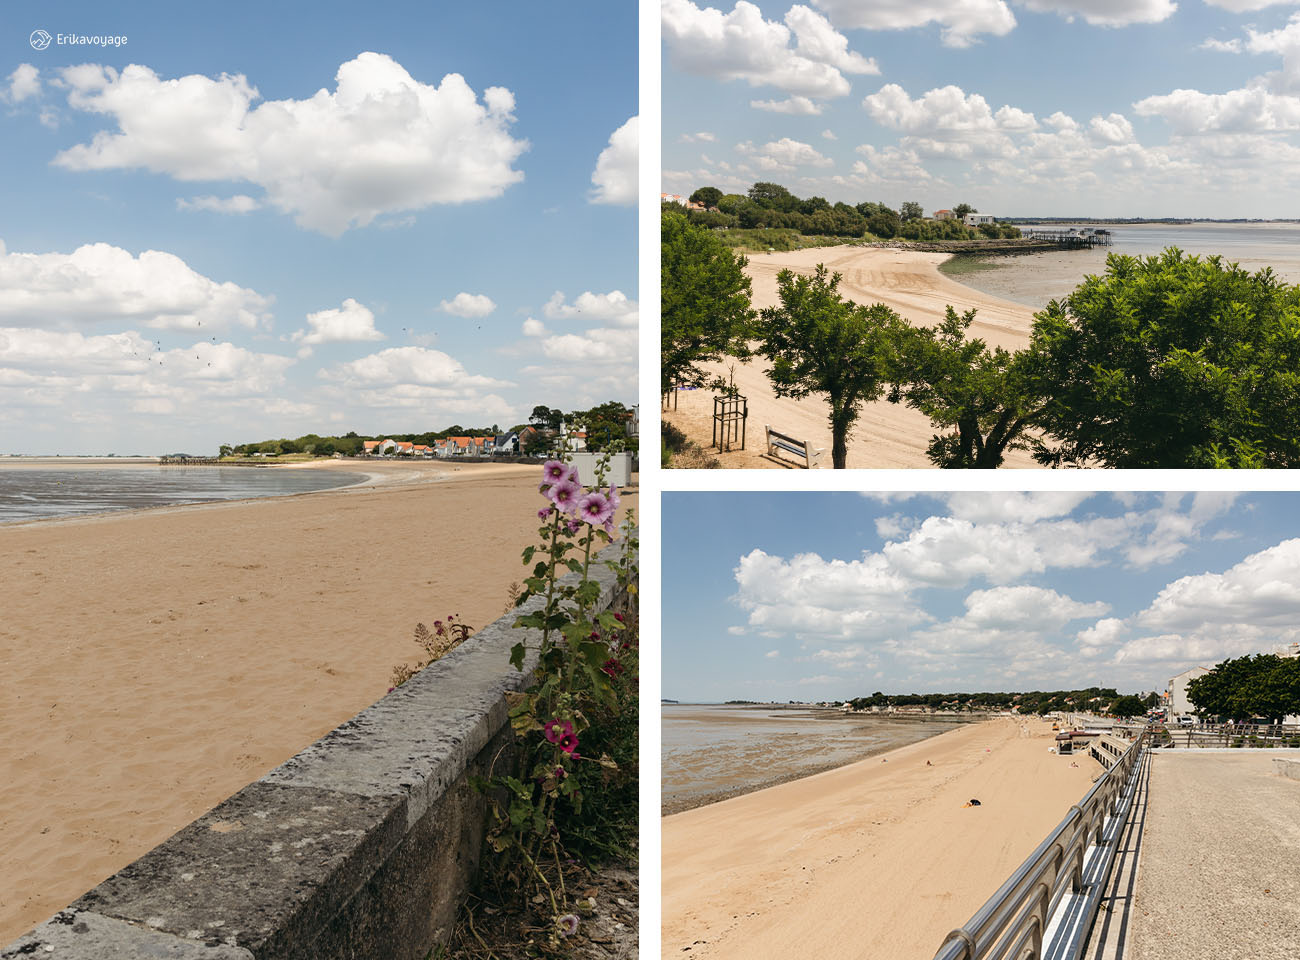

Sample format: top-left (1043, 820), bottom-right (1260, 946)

top-left (1002, 217), bottom-right (1300, 225)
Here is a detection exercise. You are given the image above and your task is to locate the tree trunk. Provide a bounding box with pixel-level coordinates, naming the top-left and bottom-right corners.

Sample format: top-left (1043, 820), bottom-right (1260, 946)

top-left (830, 403), bottom-right (851, 469)
top-left (832, 427), bottom-right (848, 469)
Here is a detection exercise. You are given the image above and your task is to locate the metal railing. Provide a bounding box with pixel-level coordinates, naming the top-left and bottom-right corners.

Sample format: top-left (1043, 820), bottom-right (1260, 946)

top-left (1159, 721), bottom-right (1300, 749)
top-left (932, 726), bottom-right (1148, 960)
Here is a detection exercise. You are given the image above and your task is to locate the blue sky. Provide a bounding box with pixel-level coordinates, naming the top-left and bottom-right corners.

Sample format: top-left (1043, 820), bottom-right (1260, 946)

top-left (663, 0), bottom-right (1300, 217)
top-left (663, 491), bottom-right (1300, 702)
top-left (0, 1), bottom-right (636, 454)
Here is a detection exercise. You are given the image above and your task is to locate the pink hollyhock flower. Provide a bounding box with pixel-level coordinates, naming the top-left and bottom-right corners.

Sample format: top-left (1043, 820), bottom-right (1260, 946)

top-left (557, 914), bottom-right (579, 937)
top-left (606, 483), bottom-right (620, 512)
top-left (566, 465), bottom-right (581, 485)
top-left (542, 460), bottom-right (568, 483)
top-left (544, 719), bottom-right (573, 744)
top-left (558, 731), bottom-right (579, 754)
top-left (566, 519), bottom-right (582, 535)
top-left (546, 477), bottom-right (582, 513)
top-left (575, 491), bottom-right (614, 526)
top-left (537, 507), bottom-right (552, 521)
top-left (603, 517), bottom-right (616, 536)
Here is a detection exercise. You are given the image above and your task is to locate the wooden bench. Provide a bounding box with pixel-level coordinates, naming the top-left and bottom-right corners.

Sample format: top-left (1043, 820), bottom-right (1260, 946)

top-left (764, 424), bottom-right (824, 468)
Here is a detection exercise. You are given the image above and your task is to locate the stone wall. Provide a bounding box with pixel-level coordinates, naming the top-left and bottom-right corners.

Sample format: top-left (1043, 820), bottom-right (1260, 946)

top-left (3, 538), bottom-right (634, 960)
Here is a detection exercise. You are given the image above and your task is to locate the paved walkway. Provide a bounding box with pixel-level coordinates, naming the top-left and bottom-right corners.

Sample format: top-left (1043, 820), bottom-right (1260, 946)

top-left (1128, 752), bottom-right (1300, 960)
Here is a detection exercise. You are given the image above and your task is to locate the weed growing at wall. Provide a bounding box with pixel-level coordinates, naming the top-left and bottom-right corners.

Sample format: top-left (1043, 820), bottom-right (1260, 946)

top-left (390, 616), bottom-right (473, 689)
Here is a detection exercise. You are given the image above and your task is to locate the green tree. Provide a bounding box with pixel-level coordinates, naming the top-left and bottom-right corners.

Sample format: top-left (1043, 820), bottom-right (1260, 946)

top-left (900, 201), bottom-right (924, 222)
top-left (889, 306), bottom-right (1046, 468)
top-left (867, 209), bottom-right (900, 239)
top-left (748, 181), bottom-right (798, 212)
top-left (1109, 695), bottom-right (1146, 718)
top-left (571, 401), bottom-right (632, 452)
top-left (690, 186), bottom-right (723, 208)
top-left (523, 431), bottom-right (551, 457)
top-left (1028, 249), bottom-right (1300, 468)
top-left (800, 195), bottom-right (831, 215)
top-left (953, 203), bottom-right (976, 220)
top-left (717, 193), bottom-right (746, 215)
top-left (279, 438), bottom-right (300, 454)
top-left (1187, 655), bottom-right (1300, 723)
top-left (529, 405), bottom-right (563, 432)
top-left (751, 265), bottom-right (904, 468)
top-left (218, 444), bottom-right (232, 457)
top-left (661, 210), bottom-right (754, 393)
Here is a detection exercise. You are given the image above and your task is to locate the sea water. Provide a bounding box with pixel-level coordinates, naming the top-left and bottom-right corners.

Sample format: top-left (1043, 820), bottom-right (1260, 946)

top-left (0, 463), bottom-right (365, 523)
top-left (945, 221), bottom-right (1300, 309)
top-left (662, 703), bottom-right (958, 813)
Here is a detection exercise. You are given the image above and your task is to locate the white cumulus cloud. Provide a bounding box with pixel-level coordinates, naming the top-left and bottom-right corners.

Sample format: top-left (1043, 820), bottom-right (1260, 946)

top-left (662, 0), bottom-right (877, 102)
top-left (811, 0), bottom-right (1016, 48)
top-left (539, 327), bottom-right (638, 364)
top-left (543, 290), bottom-right (639, 327)
top-left (324, 345), bottom-right (503, 389)
top-left (0, 239), bottom-right (273, 331)
top-left (1016, 0), bottom-right (1176, 27)
top-left (4, 64), bottom-right (40, 103)
top-left (1135, 86), bottom-right (1300, 134)
top-left (590, 115), bottom-right (638, 205)
top-left (439, 292), bottom-right (497, 318)
top-left (53, 53), bottom-right (528, 236)
top-left (289, 298), bottom-right (384, 355)
top-left (738, 137), bottom-right (833, 170)
top-left (751, 96), bottom-right (825, 114)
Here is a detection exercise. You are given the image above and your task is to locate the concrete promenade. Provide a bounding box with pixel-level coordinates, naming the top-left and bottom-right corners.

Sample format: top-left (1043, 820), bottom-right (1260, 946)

top-left (1128, 752), bottom-right (1300, 960)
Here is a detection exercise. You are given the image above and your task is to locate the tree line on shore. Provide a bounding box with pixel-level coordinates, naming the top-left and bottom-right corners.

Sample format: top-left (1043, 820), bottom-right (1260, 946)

top-left (846, 687), bottom-right (1154, 717)
top-left (674, 181), bottom-right (1020, 241)
top-left (662, 209), bottom-right (1300, 469)
top-left (223, 400), bottom-right (636, 458)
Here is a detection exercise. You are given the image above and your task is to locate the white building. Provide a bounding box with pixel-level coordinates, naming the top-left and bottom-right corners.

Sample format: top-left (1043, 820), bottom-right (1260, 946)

top-left (1167, 665), bottom-right (1212, 719)
top-left (964, 213), bottom-right (996, 227)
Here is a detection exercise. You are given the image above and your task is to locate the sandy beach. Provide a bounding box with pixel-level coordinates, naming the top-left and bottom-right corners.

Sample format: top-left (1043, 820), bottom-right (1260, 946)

top-left (662, 716), bottom-right (1101, 960)
top-left (664, 246), bottom-right (1041, 468)
top-left (0, 460), bottom-right (636, 943)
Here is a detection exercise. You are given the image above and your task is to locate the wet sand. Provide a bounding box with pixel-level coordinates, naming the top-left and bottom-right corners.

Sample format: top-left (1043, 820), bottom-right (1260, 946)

top-left (0, 459), bottom-right (636, 942)
top-left (662, 705), bottom-right (966, 814)
top-left (663, 246), bottom-right (1041, 469)
top-left (662, 716), bottom-right (1103, 960)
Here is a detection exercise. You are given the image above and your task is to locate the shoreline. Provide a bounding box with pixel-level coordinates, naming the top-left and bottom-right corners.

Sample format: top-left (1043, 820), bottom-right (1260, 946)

top-left (662, 716), bottom-right (1103, 960)
top-left (663, 709), bottom-right (973, 815)
top-left (0, 462), bottom-right (634, 943)
top-left (664, 245), bottom-right (1041, 468)
top-left (0, 459), bottom-right (528, 529)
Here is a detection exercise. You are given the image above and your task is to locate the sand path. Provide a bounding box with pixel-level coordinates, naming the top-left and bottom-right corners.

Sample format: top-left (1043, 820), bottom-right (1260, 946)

top-left (665, 246), bottom-right (1042, 469)
top-left (662, 716), bottom-right (1101, 960)
top-left (0, 461), bottom-right (636, 942)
